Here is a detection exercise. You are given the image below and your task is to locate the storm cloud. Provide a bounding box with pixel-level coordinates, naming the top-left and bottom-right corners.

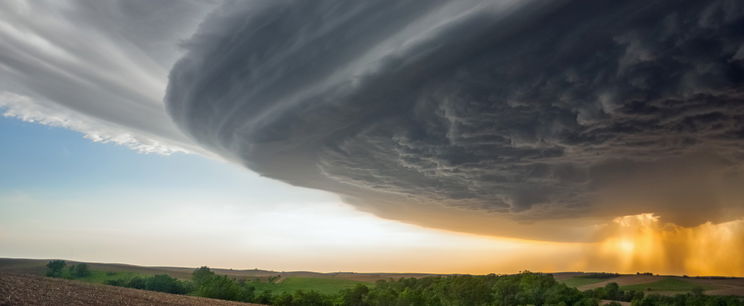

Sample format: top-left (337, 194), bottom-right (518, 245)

top-left (167, 0), bottom-right (744, 240)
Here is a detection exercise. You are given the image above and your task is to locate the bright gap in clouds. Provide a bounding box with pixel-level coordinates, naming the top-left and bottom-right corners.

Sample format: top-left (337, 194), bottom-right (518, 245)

top-left (0, 117), bottom-right (579, 274)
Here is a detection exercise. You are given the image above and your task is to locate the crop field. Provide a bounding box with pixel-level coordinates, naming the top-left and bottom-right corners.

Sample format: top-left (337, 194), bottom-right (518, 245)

top-left (560, 277), bottom-right (611, 288)
top-left (5, 258), bottom-right (744, 304)
top-left (0, 272), bottom-right (261, 306)
top-left (251, 277), bottom-right (368, 295)
top-left (621, 278), bottom-right (715, 292)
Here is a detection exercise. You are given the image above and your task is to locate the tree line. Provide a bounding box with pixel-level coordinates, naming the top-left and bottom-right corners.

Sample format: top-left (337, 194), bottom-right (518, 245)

top-left (45, 260), bottom-right (91, 278)
top-left (46, 261), bottom-right (744, 305)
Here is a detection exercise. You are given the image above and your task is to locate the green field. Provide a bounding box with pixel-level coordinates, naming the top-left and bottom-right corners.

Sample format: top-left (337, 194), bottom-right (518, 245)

top-left (560, 277), bottom-right (609, 288)
top-left (65, 269), bottom-right (368, 295)
top-left (62, 267), bottom-right (369, 295)
top-left (621, 278), bottom-right (713, 292)
top-left (250, 277), bottom-right (369, 295)
top-left (63, 270), bottom-right (143, 284)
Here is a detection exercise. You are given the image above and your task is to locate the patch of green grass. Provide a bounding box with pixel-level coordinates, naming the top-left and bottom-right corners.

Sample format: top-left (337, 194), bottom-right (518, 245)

top-left (621, 278), bottom-right (714, 292)
top-left (560, 277), bottom-right (609, 288)
top-left (61, 270), bottom-right (143, 284)
top-left (250, 277), bottom-right (369, 295)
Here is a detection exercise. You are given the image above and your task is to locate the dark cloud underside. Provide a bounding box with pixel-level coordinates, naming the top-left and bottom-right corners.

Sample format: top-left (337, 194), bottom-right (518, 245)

top-left (167, 0), bottom-right (744, 240)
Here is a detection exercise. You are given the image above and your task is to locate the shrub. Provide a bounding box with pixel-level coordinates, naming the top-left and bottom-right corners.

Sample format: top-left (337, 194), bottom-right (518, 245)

top-left (45, 260), bottom-right (66, 277)
top-left (104, 279), bottom-right (127, 286)
top-left (145, 274), bottom-right (189, 294)
top-left (71, 263), bottom-right (90, 278)
top-left (192, 266), bottom-right (215, 288)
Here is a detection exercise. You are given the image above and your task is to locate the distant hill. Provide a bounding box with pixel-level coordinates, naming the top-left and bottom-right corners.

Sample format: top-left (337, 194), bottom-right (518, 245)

top-left (0, 257), bottom-right (443, 282)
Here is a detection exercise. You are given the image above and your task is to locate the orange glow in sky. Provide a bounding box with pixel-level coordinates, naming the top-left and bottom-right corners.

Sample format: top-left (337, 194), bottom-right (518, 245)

top-left (588, 213), bottom-right (744, 276)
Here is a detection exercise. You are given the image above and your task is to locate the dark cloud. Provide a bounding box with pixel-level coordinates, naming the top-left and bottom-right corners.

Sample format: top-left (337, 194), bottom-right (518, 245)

top-left (167, 0), bottom-right (744, 240)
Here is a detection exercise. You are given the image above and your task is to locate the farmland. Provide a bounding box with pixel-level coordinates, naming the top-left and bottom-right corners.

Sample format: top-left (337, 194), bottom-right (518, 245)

top-left (0, 272), bottom-right (261, 306)
top-left (4, 258), bottom-right (744, 305)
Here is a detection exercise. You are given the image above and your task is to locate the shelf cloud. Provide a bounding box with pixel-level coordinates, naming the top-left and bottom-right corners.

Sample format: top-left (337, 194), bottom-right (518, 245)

top-left (167, 0), bottom-right (744, 241)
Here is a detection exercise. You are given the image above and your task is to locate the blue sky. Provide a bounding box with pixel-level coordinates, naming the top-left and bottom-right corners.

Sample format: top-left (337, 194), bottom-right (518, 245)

top-left (0, 115), bottom-right (549, 273)
top-left (0, 115), bottom-right (332, 204)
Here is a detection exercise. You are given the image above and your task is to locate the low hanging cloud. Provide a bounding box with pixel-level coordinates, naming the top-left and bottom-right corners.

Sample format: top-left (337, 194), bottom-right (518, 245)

top-left (0, 91), bottom-right (185, 154)
top-left (167, 0), bottom-right (744, 240)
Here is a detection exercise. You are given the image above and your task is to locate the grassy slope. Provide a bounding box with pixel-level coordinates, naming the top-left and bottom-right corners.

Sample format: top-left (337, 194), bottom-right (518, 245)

top-left (621, 278), bottom-right (715, 292)
top-left (251, 277), bottom-right (368, 295)
top-left (0, 258), bottom-right (429, 282)
top-left (560, 277), bottom-right (609, 288)
top-left (0, 258), bottom-right (370, 295)
top-left (61, 269), bottom-right (144, 284)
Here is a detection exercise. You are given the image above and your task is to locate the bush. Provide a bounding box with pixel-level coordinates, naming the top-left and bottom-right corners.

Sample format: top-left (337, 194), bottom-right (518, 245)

top-left (191, 266), bottom-right (255, 302)
top-left (583, 282), bottom-right (641, 302)
top-left (103, 274), bottom-right (189, 294)
top-left (195, 275), bottom-right (242, 300)
top-left (192, 266), bottom-right (215, 288)
top-left (104, 279), bottom-right (127, 286)
top-left (273, 290), bottom-right (332, 306)
top-left (145, 274), bottom-right (189, 294)
top-left (71, 263), bottom-right (90, 278)
top-left (45, 260), bottom-right (66, 277)
top-left (254, 290), bottom-right (274, 304)
top-left (126, 277), bottom-right (147, 289)
top-left (338, 284), bottom-right (370, 306)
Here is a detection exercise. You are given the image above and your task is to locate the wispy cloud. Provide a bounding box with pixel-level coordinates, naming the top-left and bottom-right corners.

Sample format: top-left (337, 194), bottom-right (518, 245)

top-left (0, 0), bottom-right (220, 154)
top-left (0, 91), bottom-right (185, 154)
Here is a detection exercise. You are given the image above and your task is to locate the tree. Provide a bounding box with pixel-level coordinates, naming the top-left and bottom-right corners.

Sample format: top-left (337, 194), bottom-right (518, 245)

top-left (603, 282), bottom-right (619, 300)
top-left (145, 274), bottom-right (188, 294)
top-left (195, 275), bottom-right (242, 300)
top-left (192, 266), bottom-right (216, 288)
top-left (255, 290), bottom-right (274, 304)
top-left (71, 263), bottom-right (90, 278)
top-left (691, 286), bottom-right (704, 297)
top-left (291, 290), bottom-right (332, 306)
top-left (46, 260), bottom-right (66, 277)
top-left (339, 284), bottom-right (370, 306)
top-left (126, 277), bottom-right (147, 289)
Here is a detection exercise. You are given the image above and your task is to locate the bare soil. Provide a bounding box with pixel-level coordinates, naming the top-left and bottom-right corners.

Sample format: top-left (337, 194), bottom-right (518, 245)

top-left (0, 273), bottom-right (263, 306)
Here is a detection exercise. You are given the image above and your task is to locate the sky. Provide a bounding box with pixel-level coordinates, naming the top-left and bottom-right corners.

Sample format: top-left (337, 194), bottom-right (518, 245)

top-left (0, 116), bottom-right (582, 274)
top-left (2, 0), bottom-right (744, 276)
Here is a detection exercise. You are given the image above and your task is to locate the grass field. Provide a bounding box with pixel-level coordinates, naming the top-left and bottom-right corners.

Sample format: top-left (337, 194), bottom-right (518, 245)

top-left (251, 277), bottom-right (368, 295)
top-left (66, 270), bottom-right (144, 284)
top-left (5, 258), bottom-right (744, 298)
top-left (74, 270), bottom-right (369, 295)
top-left (621, 278), bottom-right (714, 292)
top-left (59, 267), bottom-right (370, 296)
top-left (560, 277), bottom-right (609, 288)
